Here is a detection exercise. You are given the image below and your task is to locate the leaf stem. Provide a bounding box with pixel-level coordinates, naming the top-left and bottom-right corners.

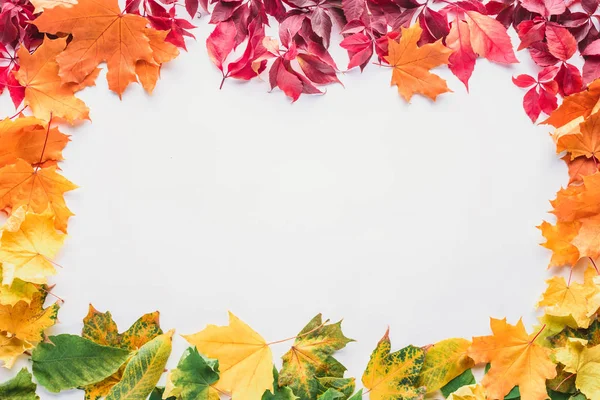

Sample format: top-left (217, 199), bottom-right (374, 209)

top-left (266, 319), bottom-right (329, 346)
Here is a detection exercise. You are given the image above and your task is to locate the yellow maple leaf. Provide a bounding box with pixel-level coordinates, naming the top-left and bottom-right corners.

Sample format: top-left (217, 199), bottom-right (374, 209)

top-left (0, 332), bottom-right (32, 369)
top-left (362, 329), bottom-right (426, 400)
top-left (0, 209), bottom-right (66, 284)
top-left (0, 291), bottom-right (59, 343)
top-left (447, 384), bottom-right (486, 400)
top-left (555, 338), bottom-right (600, 400)
top-left (384, 22), bottom-right (452, 102)
top-left (14, 38), bottom-right (89, 123)
top-left (34, 0), bottom-right (157, 96)
top-left (537, 267), bottom-right (599, 329)
top-left (467, 318), bottom-right (556, 400)
top-left (183, 312), bottom-right (273, 400)
top-left (0, 264), bottom-right (38, 306)
top-left (572, 215), bottom-right (600, 260)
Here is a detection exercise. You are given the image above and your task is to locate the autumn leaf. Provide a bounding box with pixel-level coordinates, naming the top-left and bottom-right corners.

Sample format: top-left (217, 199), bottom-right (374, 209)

top-left (362, 329), bottom-right (425, 400)
top-left (279, 314), bottom-right (353, 400)
top-left (557, 111), bottom-right (600, 160)
top-left (538, 221), bottom-right (581, 268)
top-left (164, 347), bottom-right (220, 400)
top-left (0, 117), bottom-right (69, 168)
top-left (136, 29), bottom-right (180, 95)
top-left (554, 338), bottom-right (600, 400)
top-left (384, 22), bottom-right (452, 102)
top-left (32, 334), bottom-right (131, 392)
top-left (0, 368), bottom-right (39, 400)
top-left (14, 38), bottom-right (89, 123)
top-left (447, 384), bottom-right (486, 400)
top-left (0, 209), bottom-right (66, 284)
top-left (106, 330), bottom-right (174, 400)
top-left (0, 290), bottom-right (59, 368)
top-left (544, 80), bottom-right (600, 128)
top-left (548, 320), bottom-right (600, 348)
top-left (467, 318), bottom-right (556, 400)
top-left (29, 0), bottom-right (76, 13)
top-left (417, 338), bottom-right (474, 393)
top-left (0, 264), bottom-right (39, 306)
top-left (0, 158), bottom-right (77, 232)
top-left (184, 312), bottom-right (274, 400)
top-left (80, 305), bottom-right (163, 399)
top-left (34, 0), bottom-right (170, 96)
top-left (447, 19), bottom-right (477, 90)
top-left (464, 11), bottom-right (517, 64)
top-left (263, 369), bottom-right (297, 400)
top-left (537, 267), bottom-right (600, 329)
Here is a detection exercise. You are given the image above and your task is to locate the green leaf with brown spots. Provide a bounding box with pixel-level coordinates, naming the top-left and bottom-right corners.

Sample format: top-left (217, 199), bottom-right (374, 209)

top-left (81, 305), bottom-right (163, 399)
top-left (0, 368), bottom-right (39, 400)
top-left (417, 338), bottom-right (474, 393)
top-left (105, 330), bottom-right (174, 400)
top-left (362, 329), bottom-right (425, 400)
top-left (548, 320), bottom-right (600, 348)
top-left (279, 314), bottom-right (353, 400)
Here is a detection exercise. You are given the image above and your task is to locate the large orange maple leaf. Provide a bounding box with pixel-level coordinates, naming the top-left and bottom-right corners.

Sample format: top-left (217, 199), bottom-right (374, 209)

top-left (384, 22), bottom-right (452, 102)
top-left (468, 318), bottom-right (556, 400)
top-left (34, 0), bottom-right (155, 97)
top-left (15, 38), bottom-right (89, 123)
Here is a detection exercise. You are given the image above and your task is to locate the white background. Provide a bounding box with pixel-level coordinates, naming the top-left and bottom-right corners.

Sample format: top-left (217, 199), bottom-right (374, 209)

top-left (0, 19), bottom-right (569, 399)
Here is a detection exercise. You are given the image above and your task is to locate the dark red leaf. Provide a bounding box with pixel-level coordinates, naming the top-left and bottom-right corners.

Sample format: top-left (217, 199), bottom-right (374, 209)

top-left (539, 87), bottom-right (558, 115)
top-left (512, 74), bottom-right (537, 87)
top-left (556, 62), bottom-right (583, 96)
top-left (545, 23), bottom-right (577, 60)
top-left (523, 87), bottom-right (542, 122)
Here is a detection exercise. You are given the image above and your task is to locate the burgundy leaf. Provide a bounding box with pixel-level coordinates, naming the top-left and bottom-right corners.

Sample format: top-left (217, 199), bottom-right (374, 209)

top-left (539, 87), bottom-right (558, 115)
top-left (555, 62), bottom-right (583, 96)
top-left (310, 7), bottom-right (333, 47)
top-left (297, 53), bottom-right (341, 84)
top-left (523, 86), bottom-right (542, 122)
top-left (528, 42), bottom-right (560, 66)
top-left (583, 56), bottom-right (600, 84)
top-left (342, 0), bottom-right (366, 22)
top-left (516, 18), bottom-right (545, 50)
top-left (269, 58), bottom-right (303, 101)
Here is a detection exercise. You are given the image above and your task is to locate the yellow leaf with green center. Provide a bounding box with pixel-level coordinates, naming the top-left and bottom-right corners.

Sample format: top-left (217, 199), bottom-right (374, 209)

top-left (537, 267), bottom-right (599, 329)
top-left (80, 305), bottom-right (163, 399)
top-left (0, 290), bottom-right (59, 344)
top-left (447, 384), bottom-right (486, 400)
top-left (184, 312), bottom-right (274, 400)
top-left (105, 330), bottom-right (174, 400)
top-left (0, 209), bottom-right (65, 284)
top-left (0, 265), bottom-right (38, 306)
top-left (548, 320), bottom-right (600, 348)
top-left (279, 314), bottom-right (353, 400)
top-left (362, 329), bottom-right (425, 400)
top-left (417, 338), bottom-right (474, 393)
top-left (555, 338), bottom-right (600, 400)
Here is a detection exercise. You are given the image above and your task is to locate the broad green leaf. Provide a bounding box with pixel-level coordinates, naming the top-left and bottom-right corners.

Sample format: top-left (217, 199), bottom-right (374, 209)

top-left (32, 334), bottom-right (130, 393)
top-left (317, 377), bottom-right (355, 399)
top-left (317, 388), bottom-right (345, 400)
top-left (279, 314), bottom-right (353, 400)
top-left (263, 369), bottom-right (298, 400)
top-left (347, 390), bottom-right (363, 400)
top-left (362, 329), bottom-right (425, 400)
top-left (164, 347), bottom-right (220, 400)
top-left (0, 368), bottom-right (39, 400)
top-left (441, 369), bottom-right (476, 398)
top-left (149, 387), bottom-right (175, 400)
top-left (548, 390), bottom-right (572, 400)
top-left (418, 338), bottom-right (474, 393)
top-left (105, 330), bottom-right (174, 400)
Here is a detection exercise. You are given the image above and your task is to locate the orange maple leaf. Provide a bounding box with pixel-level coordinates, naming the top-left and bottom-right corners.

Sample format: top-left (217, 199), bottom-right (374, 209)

top-left (538, 221), bottom-right (581, 268)
top-left (468, 318), bottom-right (556, 400)
top-left (135, 29), bottom-right (180, 94)
top-left (0, 159), bottom-right (77, 232)
top-left (562, 155), bottom-right (598, 185)
top-left (15, 38), bottom-right (89, 123)
top-left (384, 22), bottom-right (452, 102)
top-left (557, 112), bottom-right (600, 160)
top-left (34, 0), bottom-right (160, 97)
top-left (544, 80), bottom-right (600, 128)
top-left (0, 117), bottom-right (69, 168)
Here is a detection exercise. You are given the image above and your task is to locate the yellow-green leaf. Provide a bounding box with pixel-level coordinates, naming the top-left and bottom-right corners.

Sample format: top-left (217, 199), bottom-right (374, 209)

top-left (105, 330), bottom-right (174, 400)
top-left (418, 338), bottom-right (474, 393)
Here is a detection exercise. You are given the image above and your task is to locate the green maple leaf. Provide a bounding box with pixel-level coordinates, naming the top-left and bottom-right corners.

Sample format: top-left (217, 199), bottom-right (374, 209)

top-left (279, 314), bottom-right (353, 400)
top-left (0, 368), bottom-right (39, 400)
top-left (264, 369), bottom-right (298, 400)
top-left (164, 347), bottom-right (220, 400)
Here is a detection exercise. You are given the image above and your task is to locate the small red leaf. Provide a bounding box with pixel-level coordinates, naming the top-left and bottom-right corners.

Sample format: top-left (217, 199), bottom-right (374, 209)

top-left (512, 74), bottom-right (537, 87)
top-left (545, 23), bottom-right (577, 61)
top-left (465, 11), bottom-right (518, 64)
top-left (523, 86), bottom-right (542, 122)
